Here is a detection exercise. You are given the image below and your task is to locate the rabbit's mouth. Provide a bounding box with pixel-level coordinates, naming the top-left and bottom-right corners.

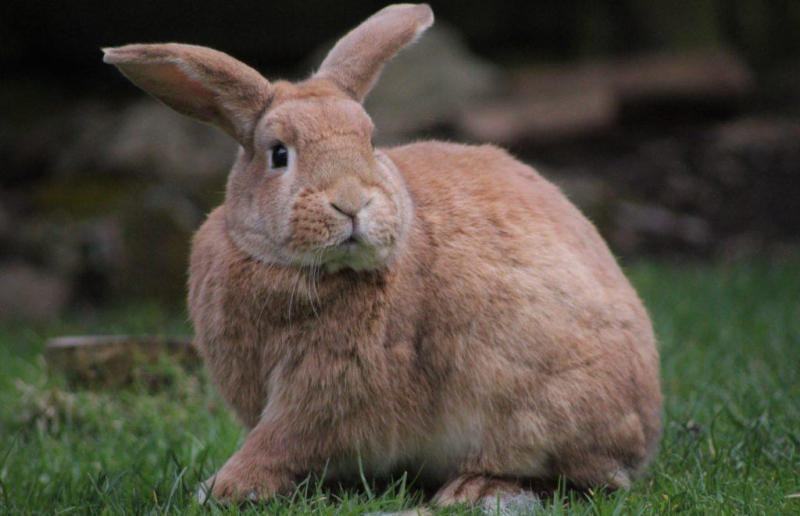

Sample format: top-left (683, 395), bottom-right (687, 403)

top-left (338, 233), bottom-right (364, 250)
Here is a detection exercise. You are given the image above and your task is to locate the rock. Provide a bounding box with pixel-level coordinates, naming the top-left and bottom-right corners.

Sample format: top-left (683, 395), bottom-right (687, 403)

top-left (5, 97), bottom-right (227, 305)
top-left (0, 208), bottom-right (127, 306)
top-left (0, 263), bottom-right (70, 323)
top-left (115, 186), bottom-right (205, 302)
top-left (615, 201), bottom-right (711, 244)
top-left (31, 99), bottom-right (236, 191)
top-left (45, 334), bottom-right (199, 389)
top-left (613, 201), bottom-right (712, 254)
top-left (532, 113), bottom-right (800, 256)
top-left (699, 116), bottom-right (800, 236)
top-left (71, 218), bottom-right (126, 303)
top-left (105, 100), bottom-right (235, 186)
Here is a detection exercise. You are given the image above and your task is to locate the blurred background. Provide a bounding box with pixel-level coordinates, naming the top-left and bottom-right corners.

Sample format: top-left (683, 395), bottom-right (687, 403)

top-left (2, 0), bottom-right (799, 322)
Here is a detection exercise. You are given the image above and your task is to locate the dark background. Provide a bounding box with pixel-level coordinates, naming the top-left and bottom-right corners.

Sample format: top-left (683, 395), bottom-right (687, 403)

top-left (4, 1), bottom-right (800, 79)
top-left (2, 0), bottom-right (800, 321)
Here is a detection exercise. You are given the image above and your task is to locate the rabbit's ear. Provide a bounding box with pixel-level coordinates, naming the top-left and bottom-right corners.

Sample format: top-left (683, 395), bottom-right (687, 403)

top-left (103, 43), bottom-right (271, 143)
top-left (315, 4), bottom-right (434, 103)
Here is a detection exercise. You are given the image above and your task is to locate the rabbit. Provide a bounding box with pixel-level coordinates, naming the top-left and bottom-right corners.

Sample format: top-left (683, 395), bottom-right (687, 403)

top-left (103, 3), bottom-right (661, 508)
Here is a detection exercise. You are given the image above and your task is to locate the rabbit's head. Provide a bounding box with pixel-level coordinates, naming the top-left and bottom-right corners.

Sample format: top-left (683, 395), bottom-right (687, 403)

top-left (104, 4), bottom-right (433, 271)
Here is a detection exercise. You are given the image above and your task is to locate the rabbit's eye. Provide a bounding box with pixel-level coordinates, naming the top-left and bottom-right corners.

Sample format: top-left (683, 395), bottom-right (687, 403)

top-left (270, 144), bottom-right (289, 169)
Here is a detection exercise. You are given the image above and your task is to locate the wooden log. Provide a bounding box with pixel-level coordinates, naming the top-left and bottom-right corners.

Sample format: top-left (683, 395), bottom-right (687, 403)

top-left (45, 335), bottom-right (200, 389)
top-left (457, 51), bottom-right (753, 145)
top-left (457, 78), bottom-right (617, 145)
top-left (607, 51), bottom-right (754, 107)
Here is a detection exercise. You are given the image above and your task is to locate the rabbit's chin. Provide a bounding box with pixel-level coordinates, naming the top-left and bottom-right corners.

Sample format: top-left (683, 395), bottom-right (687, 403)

top-left (320, 242), bottom-right (392, 273)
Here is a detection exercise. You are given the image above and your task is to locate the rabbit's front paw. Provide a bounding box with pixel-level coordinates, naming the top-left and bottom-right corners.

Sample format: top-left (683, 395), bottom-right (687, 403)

top-left (197, 456), bottom-right (287, 503)
top-left (196, 479), bottom-right (259, 504)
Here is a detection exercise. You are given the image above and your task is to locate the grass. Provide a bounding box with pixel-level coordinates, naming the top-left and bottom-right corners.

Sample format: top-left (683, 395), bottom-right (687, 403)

top-left (1, 258), bottom-right (799, 514)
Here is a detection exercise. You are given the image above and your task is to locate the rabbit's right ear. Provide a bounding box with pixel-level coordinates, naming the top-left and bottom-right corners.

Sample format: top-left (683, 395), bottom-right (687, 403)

top-left (315, 4), bottom-right (434, 103)
top-left (103, 43), bottom-right (271, 144)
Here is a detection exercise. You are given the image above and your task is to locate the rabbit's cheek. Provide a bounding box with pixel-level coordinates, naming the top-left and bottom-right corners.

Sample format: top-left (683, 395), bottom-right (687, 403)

top-left (289, 211), bottom-right (334, 252)
top-left (359, 200), bottom-right (398, 248)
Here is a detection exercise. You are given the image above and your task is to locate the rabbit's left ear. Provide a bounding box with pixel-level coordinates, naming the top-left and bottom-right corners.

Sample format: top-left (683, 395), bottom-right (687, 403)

top-left (315, 4), bottom-right (434, 103)
top-left (103, 43), bottom-right (271, 144)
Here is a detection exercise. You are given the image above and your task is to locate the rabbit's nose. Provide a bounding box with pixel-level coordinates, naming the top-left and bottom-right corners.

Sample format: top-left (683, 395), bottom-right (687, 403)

top-left (329, 178), bottom-right (370, 218)
top-left (330, 201), bottom-right (360, 218)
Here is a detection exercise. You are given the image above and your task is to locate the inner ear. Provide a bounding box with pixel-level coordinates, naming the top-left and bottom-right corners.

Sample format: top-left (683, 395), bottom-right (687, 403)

top-left (147, 63), bottom-right (216, 105)
top-left (121, 61), bottom-right (230, 131)
top-left (104, 43), bottom-right (272, 144)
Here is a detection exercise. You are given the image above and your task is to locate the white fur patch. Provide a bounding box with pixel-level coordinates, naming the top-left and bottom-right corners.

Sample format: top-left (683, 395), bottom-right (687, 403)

top-left (196, 483), bottom-right (210, 505)
top-left (480, 493), bottom-right (541, 515)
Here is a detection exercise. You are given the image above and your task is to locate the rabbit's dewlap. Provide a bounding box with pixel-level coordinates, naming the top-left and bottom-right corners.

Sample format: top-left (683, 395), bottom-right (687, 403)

top-left (104, 3), bottom-right (661, 508)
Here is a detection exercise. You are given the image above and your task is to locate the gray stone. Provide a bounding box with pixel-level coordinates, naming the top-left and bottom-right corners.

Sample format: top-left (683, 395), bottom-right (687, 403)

top-left (615, 201), bottom-right (711, 248)
top-left (51, 99), bottom-right (236, 189)
top-left (115, 186), bottom-right (205, 301)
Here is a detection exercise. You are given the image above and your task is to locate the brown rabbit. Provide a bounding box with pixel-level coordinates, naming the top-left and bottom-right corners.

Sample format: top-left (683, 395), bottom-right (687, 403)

top-left (104, 3), bottom-right (661, 508)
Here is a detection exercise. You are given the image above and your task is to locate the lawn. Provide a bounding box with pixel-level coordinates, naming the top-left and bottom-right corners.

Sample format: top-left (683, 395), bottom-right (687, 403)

top-left (1, 259), bottom-right (798, 514)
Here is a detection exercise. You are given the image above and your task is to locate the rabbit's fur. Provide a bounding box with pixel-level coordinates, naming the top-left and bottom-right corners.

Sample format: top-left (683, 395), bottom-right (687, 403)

top-left (104, 3), bottom-right (661, 507)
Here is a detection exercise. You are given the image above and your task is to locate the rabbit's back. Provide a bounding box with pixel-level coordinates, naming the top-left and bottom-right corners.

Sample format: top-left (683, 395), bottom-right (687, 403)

top-left (389, 141), bottom-right (633, 297)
